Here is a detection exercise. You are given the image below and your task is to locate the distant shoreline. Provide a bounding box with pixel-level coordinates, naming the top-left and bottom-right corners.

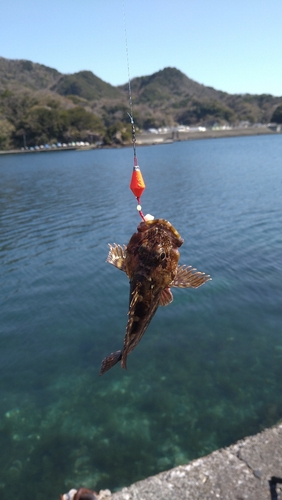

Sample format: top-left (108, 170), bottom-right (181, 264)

top-left (0, 126), bottom-right (279, 156)
top-left (136, 125), bottom-right (279, 146)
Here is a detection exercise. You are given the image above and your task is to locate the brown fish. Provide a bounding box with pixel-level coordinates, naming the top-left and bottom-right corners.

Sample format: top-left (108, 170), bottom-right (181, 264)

top-left (99, 218), bottom-right (211, 375)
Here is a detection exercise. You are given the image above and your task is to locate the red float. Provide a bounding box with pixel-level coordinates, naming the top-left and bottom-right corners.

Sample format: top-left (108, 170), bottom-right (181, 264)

top-left (130, 166), bottom-right (146, 198)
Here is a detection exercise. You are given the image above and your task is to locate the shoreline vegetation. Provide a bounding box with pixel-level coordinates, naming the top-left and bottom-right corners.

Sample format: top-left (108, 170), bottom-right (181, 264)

top-left (0, 125), bottom-right (280, 156)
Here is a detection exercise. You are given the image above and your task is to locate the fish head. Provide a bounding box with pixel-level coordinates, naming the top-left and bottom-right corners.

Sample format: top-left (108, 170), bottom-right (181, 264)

top-left (126, 219), bottom-right (183, 284)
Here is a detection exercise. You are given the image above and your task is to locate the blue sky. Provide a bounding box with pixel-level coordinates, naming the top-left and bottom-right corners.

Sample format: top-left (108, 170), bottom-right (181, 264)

top-left (1, 0), bottom-right (282, 96)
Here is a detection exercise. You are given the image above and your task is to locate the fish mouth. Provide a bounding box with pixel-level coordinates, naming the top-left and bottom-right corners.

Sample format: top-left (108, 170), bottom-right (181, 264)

top-left (137, 218), bottom-right (184, 247)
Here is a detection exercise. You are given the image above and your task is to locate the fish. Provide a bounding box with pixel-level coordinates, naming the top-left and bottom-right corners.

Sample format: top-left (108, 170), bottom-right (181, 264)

top-left (99, 218), bottom-right (211, 375)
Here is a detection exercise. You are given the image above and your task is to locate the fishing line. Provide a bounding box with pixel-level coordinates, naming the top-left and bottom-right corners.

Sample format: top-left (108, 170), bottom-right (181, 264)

top-left (122, 0), bottom-right (135, 157)
top-left (122, 0), bottom-right (146, 221)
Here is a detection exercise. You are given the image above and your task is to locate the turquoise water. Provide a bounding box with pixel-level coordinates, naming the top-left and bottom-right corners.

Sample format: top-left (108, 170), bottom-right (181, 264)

top-left (0, 135), bottom-right (282, 499)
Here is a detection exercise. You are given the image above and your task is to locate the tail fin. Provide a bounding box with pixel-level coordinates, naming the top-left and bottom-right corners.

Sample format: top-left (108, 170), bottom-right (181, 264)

top-left (99, 350), bottom-right (122, 376)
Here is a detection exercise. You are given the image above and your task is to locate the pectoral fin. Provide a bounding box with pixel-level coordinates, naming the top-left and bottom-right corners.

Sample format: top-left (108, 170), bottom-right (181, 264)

top-left (172, 265), bottom-right (211, 288)
top-left (106, 244), bottom-right (127, 272)
top-left (159, 287), bottom-right (173, 306)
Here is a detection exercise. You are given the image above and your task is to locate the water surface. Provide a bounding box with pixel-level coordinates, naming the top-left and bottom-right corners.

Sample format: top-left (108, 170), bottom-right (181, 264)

top-left (0, 135), bottom-right (282, 499)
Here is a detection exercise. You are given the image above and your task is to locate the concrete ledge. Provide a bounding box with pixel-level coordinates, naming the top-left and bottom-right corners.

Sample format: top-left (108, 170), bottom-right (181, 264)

top-left (112, 422), bottom-right (282, 500)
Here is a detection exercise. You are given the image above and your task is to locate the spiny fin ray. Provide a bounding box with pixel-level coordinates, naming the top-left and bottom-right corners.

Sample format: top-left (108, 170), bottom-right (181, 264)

top-left (172, 265), bottom-right (211, 289)
top-left (106, 243), bottom-right (127, 272)
top-left (159, 287), bottom-right (173, 306)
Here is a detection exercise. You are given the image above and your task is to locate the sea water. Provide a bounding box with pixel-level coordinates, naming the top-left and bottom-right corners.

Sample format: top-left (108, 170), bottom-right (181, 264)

top-left (0, 135), bottom-right (282, 499)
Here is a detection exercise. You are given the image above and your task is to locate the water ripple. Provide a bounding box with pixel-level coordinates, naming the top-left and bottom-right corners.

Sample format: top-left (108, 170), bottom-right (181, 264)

top-left (0, 136), bottom-right (282, 499)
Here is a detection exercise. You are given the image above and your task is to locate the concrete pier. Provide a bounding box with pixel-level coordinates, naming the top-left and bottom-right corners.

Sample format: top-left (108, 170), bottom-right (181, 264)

top-left (111, 422), bottom-right (282, 500)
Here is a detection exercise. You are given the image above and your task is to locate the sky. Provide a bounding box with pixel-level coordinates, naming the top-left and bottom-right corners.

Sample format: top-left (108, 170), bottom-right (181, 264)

top-left (1, 0), bottom-right (282, 96)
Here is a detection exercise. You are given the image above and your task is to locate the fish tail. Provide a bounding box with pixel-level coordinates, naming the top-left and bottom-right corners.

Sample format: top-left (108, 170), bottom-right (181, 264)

top-left (99, 350), bottom-right (122, 376)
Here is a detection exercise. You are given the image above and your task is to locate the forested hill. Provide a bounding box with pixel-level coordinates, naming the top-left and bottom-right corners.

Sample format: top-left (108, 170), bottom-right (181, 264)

top-left (0, 56), bottom-right (281, 150)
top-left (117, 67), bottom-right (282, 128)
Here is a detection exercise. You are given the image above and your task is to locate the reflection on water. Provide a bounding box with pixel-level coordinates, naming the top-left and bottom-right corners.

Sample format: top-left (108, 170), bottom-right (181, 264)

top-left (0, 135), bottom-right (282, 499)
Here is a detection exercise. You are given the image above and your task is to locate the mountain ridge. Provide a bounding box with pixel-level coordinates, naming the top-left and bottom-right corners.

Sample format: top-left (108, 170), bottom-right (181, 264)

top-left (0, 56), bottom-right (281, 149)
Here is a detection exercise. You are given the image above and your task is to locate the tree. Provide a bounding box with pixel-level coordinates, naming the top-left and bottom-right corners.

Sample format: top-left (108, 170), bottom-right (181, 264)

top-left (103, 121), bottom-right (131, 145)
top-left (12, 106), bottom-right (104, 145)
top-left (177, 99), bottom-right (236, 125)
top-left (67, 107), bottom-right (103, 132)
top-left (0, 119), bottom-right (15, 150)
top-left (16, 107), bottom-right (69, 145)
top-left (271, 104), bottom-right (282, 124)
top-left (0, 91), bottom-right (38, 126)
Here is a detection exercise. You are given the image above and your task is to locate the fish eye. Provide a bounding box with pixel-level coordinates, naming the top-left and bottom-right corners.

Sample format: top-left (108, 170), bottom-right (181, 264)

top-left (160, 252), bottom-right (166, 260)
